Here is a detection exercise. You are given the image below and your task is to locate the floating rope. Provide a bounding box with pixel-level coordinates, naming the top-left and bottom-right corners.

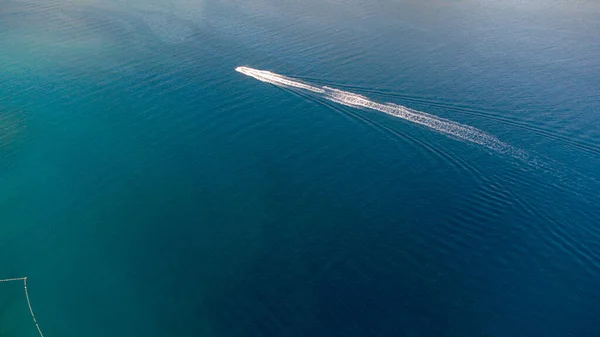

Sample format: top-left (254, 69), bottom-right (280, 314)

top-left (0, 277), bottom-right (45, 337)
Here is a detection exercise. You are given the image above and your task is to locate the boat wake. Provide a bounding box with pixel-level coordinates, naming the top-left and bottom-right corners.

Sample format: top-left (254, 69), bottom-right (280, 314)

top-left (235, 66), bottom-right (526, 158)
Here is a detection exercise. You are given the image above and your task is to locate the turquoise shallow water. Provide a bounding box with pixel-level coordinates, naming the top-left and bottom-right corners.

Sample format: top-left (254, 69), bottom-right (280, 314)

top-left (1, 1), bottom-right (600, 336)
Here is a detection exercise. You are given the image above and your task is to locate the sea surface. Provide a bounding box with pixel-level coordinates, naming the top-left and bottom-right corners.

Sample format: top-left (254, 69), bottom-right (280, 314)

top-left (1, 1), bottom-right (600, 336)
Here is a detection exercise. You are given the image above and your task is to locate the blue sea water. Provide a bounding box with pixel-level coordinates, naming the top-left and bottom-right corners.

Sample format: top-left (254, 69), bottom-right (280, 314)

top-left (1, 0), bottom-right (600, 336)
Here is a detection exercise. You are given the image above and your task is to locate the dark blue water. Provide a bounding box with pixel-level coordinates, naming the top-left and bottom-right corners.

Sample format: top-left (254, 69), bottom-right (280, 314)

top-left (1, 1), bottom-right (600, 336)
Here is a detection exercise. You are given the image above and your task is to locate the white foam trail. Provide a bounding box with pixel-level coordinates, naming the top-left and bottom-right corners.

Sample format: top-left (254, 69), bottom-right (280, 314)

top-left (236, 66), bottom-right (525, 157)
